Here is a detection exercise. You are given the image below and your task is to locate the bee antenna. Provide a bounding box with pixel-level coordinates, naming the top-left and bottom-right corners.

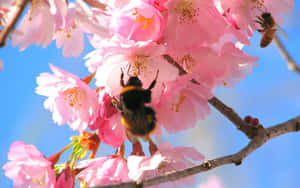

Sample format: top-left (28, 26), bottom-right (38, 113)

top-left (263, 5), bottom-right (267, 12)
top-left (256, 5), bottom-right (267, 14)
top-left (127, 64), bottom-right (132, 76)
top-left (155, 70), bottom-right (159, 80)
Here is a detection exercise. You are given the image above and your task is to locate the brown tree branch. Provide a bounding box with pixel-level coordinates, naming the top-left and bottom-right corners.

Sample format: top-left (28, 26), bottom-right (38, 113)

top-left (162, 54), bottom-right (186, 75)
top-left (90, 55), bottom-right (300, 188)
top-left (90, 116), bottom-right (300, 188)
top-left (273, 35), bottom-right (300, 74)
top-left (208, 96), bottom-right (260, 139)
top-left (0, 0), bottom-right (30, 47)
top-left (162, 54), bottom-right (257, 138)
top-left (82, 0), bottom-right (107, 10)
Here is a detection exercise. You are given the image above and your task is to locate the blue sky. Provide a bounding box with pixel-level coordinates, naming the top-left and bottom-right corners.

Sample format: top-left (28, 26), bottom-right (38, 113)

top-left (0, 2), bottom-right (300, 188)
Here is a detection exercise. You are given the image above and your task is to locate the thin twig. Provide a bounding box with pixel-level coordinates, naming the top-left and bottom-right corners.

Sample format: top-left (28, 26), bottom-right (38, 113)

top-left (82, 0), bottom-right (106, 10)
top-left (162, 54), bottom-right (186, 75)
top-left (163, 54), bottom-right (257, 138)
top-left (90, 116), bottom-right (300, 188)
top-left (273, 35), bottom-right (300, 74)
top-left (208, 96), bottom-right (260, 139)
top-left (0, 0), bottom-right (30, 47)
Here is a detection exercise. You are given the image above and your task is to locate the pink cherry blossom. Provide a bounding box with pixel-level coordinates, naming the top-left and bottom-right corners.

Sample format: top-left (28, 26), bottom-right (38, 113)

top-left (0, 6), bottom-right (9, 28)
top-left (84, 35), bottom-right (124, 73)
top-left (215, 0), bottom-right (294, 35)
top-left (77, 156), bottom-right (131, 186)
top-left (144, 0), bottom-right (168, 13)
top-left (36, 64), bottom-right (99, 132)
top-left (198, 176), bottom-right (224, 188)
top-left (107, 0), bottom-right (164, 42)
top-left (55, 0), bottom-right (110, 57)
top-left (162, 0), bottom-right (228, 53)
top-left (3, 141), bottom-right (56, 188)
top-left (55, 166), bottom-right (74, 188)
top-left (90, 113), bottom-right (127, 148)
top-left (220, 42), bottom-right (259, 87)
top-left (88, 88), bottom-right (126, 147)
top-left (213, 7), bottom-right (250, 45)
top-left (93, 37), bottom-right (178, 101)
top-left (128, 142), bottom-right (205, 187)
top-left (0, 0), bottom-right (15, 9)
top-left (156, 74), bottom-right (213, 133)
top-left (98, 88), bottom-right (118, 119)
top-left (101, 0), bottom-right (131, 9)
top-left (167, 42), bottom-right (258, 88)
top-left (11, 0), bottom-right (55, 50)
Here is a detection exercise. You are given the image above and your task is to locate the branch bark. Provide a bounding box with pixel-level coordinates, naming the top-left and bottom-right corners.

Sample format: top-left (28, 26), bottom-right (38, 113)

top-left (0, 0), bottom-right (30, 47)
top-left (82, 0), bottom-right (106, 10)
top-left (273, 35), bottom-right (300, 74)
top-left (163, 54), bottom-right (258, 138)
top-left (90, 116), bottom-right (300, 188)
top-left (89, 54), bottom-right (300, 188)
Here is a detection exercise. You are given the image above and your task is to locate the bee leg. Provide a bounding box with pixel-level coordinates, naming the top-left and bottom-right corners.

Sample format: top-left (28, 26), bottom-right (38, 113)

top-left (257, 29), bottom-right (264, 33)
top-left (147, 137), bottom-right (158, 155)
top-left (114, 142), bottom-right (125, 157)
top-left (120, 68), bottom-right (125, 87)
top-left (255, 20), bottom-right (263, 25)
top-left (257, 16), bottom-right (264, 22)
top-left (147, 70), bottom-right (159, 90)
top-left (111, 98), bottom-right (123, 111)
top-left (130, 137), bottom-right (145, 156)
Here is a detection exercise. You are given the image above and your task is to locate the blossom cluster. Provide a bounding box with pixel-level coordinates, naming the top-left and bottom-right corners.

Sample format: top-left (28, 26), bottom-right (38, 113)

top-left (2, 0), bottom-right (294, 187)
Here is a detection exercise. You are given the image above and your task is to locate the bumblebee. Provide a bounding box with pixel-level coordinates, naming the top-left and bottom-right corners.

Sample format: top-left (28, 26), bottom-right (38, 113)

top-left (256, 12), bottom-right (277, 48)
top-left (119, 70), bottom-right (159, 139)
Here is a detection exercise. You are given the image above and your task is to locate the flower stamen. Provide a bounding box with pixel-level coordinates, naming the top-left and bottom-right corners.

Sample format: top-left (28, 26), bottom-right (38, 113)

top-left (132, 8), bottom-right (153, 29)
top-left (171, 92), bottom-right (186, 112)
top-left (175, 0), bottom-right (199, 24)
top-left (32, 178), bottom-right (43, 184)
top-left (132, 55), bottom-right (148, 75)
top-left (63, 87), bottom-right (84, 108)
top-left (179, 54), bottom-right (194, 73)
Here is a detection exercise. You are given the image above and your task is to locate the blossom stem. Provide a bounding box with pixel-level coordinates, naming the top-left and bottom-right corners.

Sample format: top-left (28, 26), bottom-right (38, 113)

top-left (115, 142), bottom-right (125, 157)
top-left (163, 54), bottom-right (257, 137)
top-left (0, 0), bottom-right (30, 47)
top-left (89, 116), bottom-right (300, 188)
top-left (48, 142), bottom-right (75, 166)
top-left (62, 142), bottom-right (76, 154)
top-left (81, 72), bottom-right (96, 85)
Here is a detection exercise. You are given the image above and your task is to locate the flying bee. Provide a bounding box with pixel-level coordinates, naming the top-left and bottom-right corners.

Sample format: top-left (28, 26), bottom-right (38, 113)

top-left (256, 12), bottom-right (277, 48)
top-left (118, 70), bottom-right (159, 140)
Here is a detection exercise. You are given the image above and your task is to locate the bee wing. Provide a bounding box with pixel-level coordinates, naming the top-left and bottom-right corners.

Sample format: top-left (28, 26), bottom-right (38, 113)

top-left (276, 25), bottom-right (289, 39)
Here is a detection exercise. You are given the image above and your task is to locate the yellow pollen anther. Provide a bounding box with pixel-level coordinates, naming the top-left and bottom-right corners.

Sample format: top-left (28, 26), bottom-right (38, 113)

top-left (222, 80), bottom-right (227, 86)
top-left (252, 0), bottom-right (264, 6)
top-left (132, 8), bottom-right (153, 29)
top-left (180, 54), bottom-right (194, 73)
top-left (160, 168), bottom-right (164, 175)
top-left (243, 0), bottom-right (264, 9)
top-left (66, 32), bottom-right (71, 38)
top-left (32, 179), bottom-right (43, 184)
top-left (63, 87), bottom-right (84, 108)
top-left (132, 55), bottom-right (148, 75)
top-left (28, 0), bottom-right (39, 21)
top-left (175, 0), bottom-right (199, 24)
top-left (171, 92), bottom-right (186, 112)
